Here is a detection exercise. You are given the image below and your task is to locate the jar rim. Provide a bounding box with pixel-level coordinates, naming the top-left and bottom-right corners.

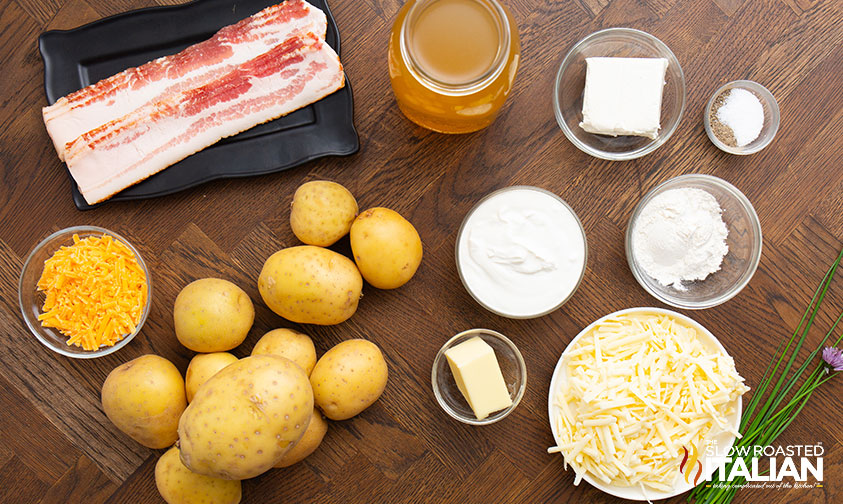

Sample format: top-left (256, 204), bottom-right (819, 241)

top-left (399, 0), bottom-right (511, 95)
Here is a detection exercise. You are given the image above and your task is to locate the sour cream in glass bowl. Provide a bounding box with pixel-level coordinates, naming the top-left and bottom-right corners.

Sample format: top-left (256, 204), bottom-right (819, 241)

top-left (455, 186), bottom-right (587, 318)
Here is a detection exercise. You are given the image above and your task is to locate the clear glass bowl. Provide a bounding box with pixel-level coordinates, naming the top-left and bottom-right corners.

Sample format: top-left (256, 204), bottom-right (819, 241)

top-left (625, 174), bottom-right (762, 309)
top-left (548, 307), bottom-right (743, 500)
top-left (553, 28), bottom-right (685, 161)
top-left (431, 328), bottom-right (526, 425)
top-left (18, 226), bottom-right (151, 358)
top-left (704, 80), bottom-right (779, 155)
top-left (455, 186), bottom-right (588, 319)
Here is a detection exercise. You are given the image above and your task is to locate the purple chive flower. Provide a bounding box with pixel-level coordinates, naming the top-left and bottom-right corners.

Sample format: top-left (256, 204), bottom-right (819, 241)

top-left (822, 346), bottom-right (843, 372)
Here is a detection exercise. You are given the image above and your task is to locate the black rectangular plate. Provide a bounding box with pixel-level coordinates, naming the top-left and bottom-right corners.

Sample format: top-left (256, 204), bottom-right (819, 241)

top-left (39, 0), bottom-right (359, 210)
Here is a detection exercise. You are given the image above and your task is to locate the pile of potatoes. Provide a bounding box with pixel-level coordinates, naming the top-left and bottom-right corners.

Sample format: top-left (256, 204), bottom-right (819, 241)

top-left (99, 179), bottom-right (411, 503)
top-left (259, 180), bottom-right (424, 325)
top-left (103, 323), bottom-right (388, 502)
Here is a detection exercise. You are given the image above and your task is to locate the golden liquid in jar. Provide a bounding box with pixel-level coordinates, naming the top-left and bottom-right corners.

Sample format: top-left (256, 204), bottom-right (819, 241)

top-left (410, 0), bottom-right (499, 85)
top-left (388, 0), bottom-right (520, 134)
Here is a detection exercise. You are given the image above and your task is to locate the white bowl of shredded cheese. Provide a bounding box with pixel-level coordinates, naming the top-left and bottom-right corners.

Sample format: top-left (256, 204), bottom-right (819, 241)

top-left (547, 308), bottom-right (748, 501)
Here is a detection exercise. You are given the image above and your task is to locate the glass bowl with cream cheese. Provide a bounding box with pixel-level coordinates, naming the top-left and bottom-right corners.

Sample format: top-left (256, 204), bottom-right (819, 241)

top-left (625, 174), bottom-right (762, 309)
top-left (553, 28), bottom-right (685, 161)
top-left (455, 186), bottom-right (587, 318)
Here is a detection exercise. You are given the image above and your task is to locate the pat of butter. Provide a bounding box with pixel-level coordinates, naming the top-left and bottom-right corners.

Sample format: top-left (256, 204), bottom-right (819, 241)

top-left (445, 337), bottom-right (512, 420)
top-left (579, 57), bottom-right (668, 139)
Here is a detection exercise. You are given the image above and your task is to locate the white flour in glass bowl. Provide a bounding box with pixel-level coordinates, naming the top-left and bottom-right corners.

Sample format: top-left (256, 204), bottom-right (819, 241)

top-left (631, 187), bottom-right (728, 290)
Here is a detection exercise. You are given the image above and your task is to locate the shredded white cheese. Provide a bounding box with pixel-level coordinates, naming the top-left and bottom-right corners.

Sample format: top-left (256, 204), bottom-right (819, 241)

top-left (548, 312), bottom-right (749, 491)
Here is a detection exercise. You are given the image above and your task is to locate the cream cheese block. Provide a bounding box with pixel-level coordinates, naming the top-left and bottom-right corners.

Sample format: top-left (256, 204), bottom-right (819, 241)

top-left (445, 337), bottom-right (512, 420)
top-left (579, 57), bottom-right (669, 139)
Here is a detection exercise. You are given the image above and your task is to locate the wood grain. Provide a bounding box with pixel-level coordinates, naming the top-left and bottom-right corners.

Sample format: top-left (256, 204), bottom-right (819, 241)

top-left (39, 456), bottom-right (118, 504)
top-left (0, 0), bottom-right (841, 502)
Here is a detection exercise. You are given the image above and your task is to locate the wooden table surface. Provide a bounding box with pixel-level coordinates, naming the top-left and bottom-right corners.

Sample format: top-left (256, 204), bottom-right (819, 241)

top-left (2, 0), bottom-right (842, 502)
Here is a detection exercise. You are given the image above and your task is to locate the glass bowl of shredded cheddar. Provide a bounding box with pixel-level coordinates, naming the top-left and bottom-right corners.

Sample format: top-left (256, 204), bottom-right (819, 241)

top-left (18, 226), bottom-right (151, 358)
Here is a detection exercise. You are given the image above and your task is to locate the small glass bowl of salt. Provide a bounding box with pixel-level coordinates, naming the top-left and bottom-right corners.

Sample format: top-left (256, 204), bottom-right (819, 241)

top-left (704, 80), bottom-right (779, 155)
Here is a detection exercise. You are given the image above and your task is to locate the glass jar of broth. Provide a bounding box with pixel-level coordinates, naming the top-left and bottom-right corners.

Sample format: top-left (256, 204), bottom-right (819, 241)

top-left (388, 0), bottom-right (520, 134)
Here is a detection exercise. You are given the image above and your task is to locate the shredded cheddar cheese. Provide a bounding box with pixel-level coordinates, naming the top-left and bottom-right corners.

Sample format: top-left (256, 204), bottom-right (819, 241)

top-left (36, 234), bottom-right (147, 350)
top-left (548, 312), bottom-right (749, 492)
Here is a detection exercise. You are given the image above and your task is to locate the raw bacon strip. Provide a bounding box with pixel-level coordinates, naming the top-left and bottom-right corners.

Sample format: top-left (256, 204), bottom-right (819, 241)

top-left (65, 33), bottom-right (344, 205)
top-left (43, 0), bottom-right (326, 160)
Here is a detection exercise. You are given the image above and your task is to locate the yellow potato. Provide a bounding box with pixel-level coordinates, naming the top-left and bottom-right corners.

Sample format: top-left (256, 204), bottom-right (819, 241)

top-left (174, 278), bottom-right (255, 352)
top-left (274, 407), bottom-right (328, 467)
top-left (258, 246), bottom-right (362, 325)
top-left (178, 355), bottom-right (313, 480)
top-left (185, 352), bottom-right (239, 402)
top-left (155, 446), bottom-right (241, 504)
top-left (349, 207), bottom-right (423, 289)
top-left (290, 180), bottom-right (358, 246)
top-left (310, 339), bottom-right (388, 420)
top-left (101, 354), bottom-right (186, 449)
top-left (251, 329), bottom-right (317, 376)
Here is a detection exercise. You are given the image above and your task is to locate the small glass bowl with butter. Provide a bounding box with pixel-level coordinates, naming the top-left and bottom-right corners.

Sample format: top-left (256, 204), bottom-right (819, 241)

top-left (553, 28), bottom-right (685, 161)
top-left (432, 329), bottom-right (526, 425)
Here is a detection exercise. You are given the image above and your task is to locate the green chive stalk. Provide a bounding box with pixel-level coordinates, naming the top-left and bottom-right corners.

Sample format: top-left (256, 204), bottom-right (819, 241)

top-left (689, 246), bottom-right (843, 503)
